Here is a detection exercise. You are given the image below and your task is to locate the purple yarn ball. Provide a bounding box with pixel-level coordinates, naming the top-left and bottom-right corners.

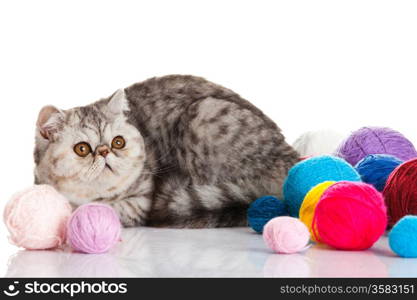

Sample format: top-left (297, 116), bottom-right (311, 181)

top-left (67, 203), bottom-right (121, 254)
top-left (336, 127), bottom-right (417, 166)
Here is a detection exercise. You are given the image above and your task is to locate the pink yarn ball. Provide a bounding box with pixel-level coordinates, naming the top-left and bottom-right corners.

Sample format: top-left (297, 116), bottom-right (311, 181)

top-left (263, 216), bottom-right (310, 254)
top-left (312, 181), bottom-right (387, 250)
top-left (67, 203), bottom-right (121, 254)
top-left (3, 185), bottom-right (72, 250)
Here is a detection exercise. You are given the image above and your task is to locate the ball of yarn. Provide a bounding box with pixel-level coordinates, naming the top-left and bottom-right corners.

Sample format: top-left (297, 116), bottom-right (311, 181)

top-left (292, 129), bottom-right (345, 157)
top-left (247, 196), bottom-right (288, 233)
top-left (383, 158), bottom-right (417, 227)
top-left (283, 155), bottom-right (361, 217)
top-left (355, 154), bottom-right (403, 192)
top-left (67, 203), bottom-right (121, 254)
top-left (312, 181), bottom-right (387, 250)
top-left (389, 216), bottom-right (417, 258)
top-left (336, 127), bottom-right (417, 166)
top-left (263, 216), bottom-right (310, 254)
top-left (299, 181), bottom-right (336, 241)
top-left (3, 185), bottom-right (72, 250)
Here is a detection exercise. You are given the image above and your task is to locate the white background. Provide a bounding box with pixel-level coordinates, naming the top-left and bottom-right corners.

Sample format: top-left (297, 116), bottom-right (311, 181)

top-left (0, 0), bottom-right (417, 275)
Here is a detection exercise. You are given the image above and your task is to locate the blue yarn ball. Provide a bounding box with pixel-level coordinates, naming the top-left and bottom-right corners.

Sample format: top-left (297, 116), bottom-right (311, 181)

top-left (355, 154), bottom-right (403, 192)
top-left (283, 155), bottom-right (361, 217)
top-left (389, 216), bottom-right (417, 258)
top-left (247, 196), bottom-right (288, 233)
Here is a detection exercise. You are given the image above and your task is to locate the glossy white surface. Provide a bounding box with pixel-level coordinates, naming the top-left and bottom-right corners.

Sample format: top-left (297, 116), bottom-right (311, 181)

top-left (3, 227), bottom-right (417, 278)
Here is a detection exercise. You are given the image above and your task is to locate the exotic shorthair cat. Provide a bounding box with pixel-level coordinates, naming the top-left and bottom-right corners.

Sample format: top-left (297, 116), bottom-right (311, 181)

top-left (34, 75), bottom-right (299, 228)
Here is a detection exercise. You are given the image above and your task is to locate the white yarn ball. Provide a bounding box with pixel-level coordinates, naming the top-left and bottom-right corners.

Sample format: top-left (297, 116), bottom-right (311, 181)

top-left (4, 185), bottom-right (72, 250)
top-left (292, 129), bottom-right (345, 157)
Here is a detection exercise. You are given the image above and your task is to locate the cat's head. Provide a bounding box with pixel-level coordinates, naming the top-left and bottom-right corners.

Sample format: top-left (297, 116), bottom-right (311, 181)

top-left (34, 89), bottom-right (146, 204)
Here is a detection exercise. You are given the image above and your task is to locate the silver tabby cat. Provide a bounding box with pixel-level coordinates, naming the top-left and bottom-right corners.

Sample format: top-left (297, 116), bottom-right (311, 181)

top-left (34, 75), bottom-right (299, 227)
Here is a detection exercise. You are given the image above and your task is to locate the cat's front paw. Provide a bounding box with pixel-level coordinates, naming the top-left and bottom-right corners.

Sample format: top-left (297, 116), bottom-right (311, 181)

top-left (108, 201), bottom-right (143, 228)
top-left (119, 217), bottom-right (138, 228)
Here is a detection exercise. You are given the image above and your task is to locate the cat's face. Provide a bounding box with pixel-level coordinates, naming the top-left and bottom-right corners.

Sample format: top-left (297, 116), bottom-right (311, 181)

top-left (34, 90), bottom-right (146, 205)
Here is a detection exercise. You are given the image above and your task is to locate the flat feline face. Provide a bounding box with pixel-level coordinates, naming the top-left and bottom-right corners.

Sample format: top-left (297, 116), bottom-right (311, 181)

top-left (34, 90), bottom-right (146, 205)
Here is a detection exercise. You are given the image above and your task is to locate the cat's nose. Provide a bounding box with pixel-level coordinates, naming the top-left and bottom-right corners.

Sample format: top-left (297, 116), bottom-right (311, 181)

top-left (96, 145), bottom-right (110, 158)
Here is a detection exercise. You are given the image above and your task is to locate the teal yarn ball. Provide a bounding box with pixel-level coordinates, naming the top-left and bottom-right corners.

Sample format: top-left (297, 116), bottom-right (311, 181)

top-left (389, 216), bottom-right (417, 258)
top-left (283, 155), bottom-right (361, 217)
top-left (247, 196), bottom-right (288, 233)
top-left (355, 154), bottom-right (403, 192)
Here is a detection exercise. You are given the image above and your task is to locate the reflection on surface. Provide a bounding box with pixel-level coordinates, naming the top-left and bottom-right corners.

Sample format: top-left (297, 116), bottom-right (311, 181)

top-left (305, 243), bottom-right (388, 277)
top-left (6, 249), bottom-right (121, 278)
top-left (116, 227), bottom-right (264, 277)
top-left (3, 227), bottom-right (411, 277)
top-left (59, 253), bottom-right (120, 277)
top-left (6, 250), bottom-right (65, 277)
top-left (263, 253), bottom-right (311, 277)
top-left (388, 258), bottom-right (417, 277)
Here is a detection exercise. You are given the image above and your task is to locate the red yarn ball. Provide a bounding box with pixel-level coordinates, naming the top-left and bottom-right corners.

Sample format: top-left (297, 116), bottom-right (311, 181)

top-left (312, 181), bottom-right (387, 250)
top-left (383, 158), bottom-right (417, 227)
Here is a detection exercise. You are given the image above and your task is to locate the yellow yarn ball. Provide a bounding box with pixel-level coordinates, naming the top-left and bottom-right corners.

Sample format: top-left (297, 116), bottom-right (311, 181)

top-left (299, 181), bottom-right (336, 241)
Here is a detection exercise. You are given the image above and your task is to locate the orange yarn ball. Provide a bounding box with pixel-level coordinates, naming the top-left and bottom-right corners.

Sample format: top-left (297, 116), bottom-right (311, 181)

top-left (299, 181), bottom-right (336, 241)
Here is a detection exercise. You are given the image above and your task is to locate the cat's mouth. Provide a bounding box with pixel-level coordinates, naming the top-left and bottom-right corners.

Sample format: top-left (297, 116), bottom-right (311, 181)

top-left (105, 163), bottom-right (114, 172)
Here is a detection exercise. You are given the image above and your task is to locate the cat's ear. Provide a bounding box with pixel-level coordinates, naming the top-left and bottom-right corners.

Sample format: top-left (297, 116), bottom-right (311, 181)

top-left (107, 89), bottom-right (130, 115)
top-left (36, 105), bottom-right (65, 140)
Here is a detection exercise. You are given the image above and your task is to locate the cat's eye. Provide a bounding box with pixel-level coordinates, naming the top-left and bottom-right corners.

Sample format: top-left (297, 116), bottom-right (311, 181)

top-left (74, 142), bottom-right (92, 157)
top-left (112, 136), bottom-right (126, 149)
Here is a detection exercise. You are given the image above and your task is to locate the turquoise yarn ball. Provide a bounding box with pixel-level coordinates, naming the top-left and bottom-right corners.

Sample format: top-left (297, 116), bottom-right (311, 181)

top-left (355, 154), bottom-right (403, 192)
top-left (247, 196), bottom-right (288, 233)
top-left (389, 216), bottom-right (417, 258)
top-left (283, 155), bottom-right (361, 217)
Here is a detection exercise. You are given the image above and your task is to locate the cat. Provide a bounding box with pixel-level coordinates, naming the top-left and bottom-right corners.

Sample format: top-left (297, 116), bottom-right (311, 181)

top-left (34, 75), bottom-right (299, 228)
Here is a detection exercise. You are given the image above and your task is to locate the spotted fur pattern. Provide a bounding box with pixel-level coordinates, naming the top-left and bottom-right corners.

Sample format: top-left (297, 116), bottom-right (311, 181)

top-left (34, 75), bottom-right (299, 228)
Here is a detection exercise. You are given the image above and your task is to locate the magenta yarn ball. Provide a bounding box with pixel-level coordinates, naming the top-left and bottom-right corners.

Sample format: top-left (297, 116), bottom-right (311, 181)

top-left (67, 203), bottom-right (121, 254)
top-left (3, 185), bottom-right (72, 250)
top-left (263, 216), bottom-right (310, 254)
top-left (312, 181), bottom-right (387, 250)
top-left (336, 127), bottom-right (417, 166)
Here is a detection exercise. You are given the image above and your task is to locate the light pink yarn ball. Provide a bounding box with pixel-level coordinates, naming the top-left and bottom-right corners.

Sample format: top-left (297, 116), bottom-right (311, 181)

top-left (3, 185), bottom-right (72, 250)
top-left (67, 203), bottom-right (121, 254)
top-left (263, 216), bottom-right (310, 254)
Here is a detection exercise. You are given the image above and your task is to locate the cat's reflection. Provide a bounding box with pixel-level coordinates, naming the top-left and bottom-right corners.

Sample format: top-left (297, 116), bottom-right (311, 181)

top-left (116, 227), bottom-right (263, 277)
top-left (6, 228), bottom-right (259, 277)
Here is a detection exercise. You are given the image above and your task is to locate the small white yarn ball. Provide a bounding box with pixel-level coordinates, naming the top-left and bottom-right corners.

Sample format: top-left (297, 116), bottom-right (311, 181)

top-left (292, 129), bottom-right (345, 157)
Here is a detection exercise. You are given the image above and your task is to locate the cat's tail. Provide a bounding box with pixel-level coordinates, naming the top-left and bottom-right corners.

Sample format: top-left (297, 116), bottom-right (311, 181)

top-left (149, 179), bottom-right (271, 228)
top-left (172, 204), bottom-right (250, 228)
top-left (147, 204), bottom-right (249, 228)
